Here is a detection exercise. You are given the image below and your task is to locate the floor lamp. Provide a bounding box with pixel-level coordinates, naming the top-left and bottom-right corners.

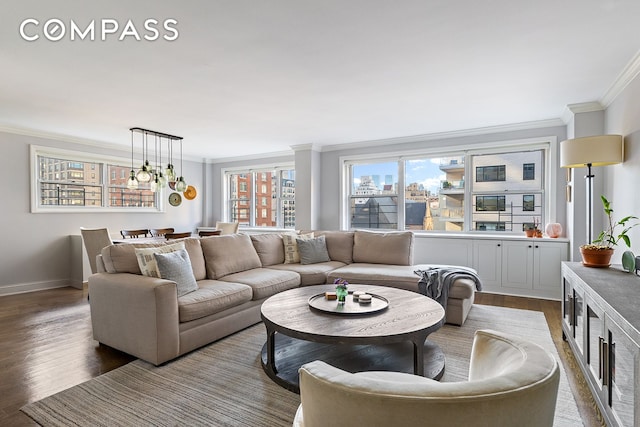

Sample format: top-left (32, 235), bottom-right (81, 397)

top-left (560, 135), bottom-right (624, 243)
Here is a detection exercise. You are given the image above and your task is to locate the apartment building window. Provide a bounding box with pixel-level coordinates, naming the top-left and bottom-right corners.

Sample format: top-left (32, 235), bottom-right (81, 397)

top-left (224, 166), bottom-right (295, 229)
top-left (523, 163), bottom-right (535, 180)
top-left (31, 145), bottom-right (159, 212)
top-left (476, 165), bottom-right (505, 182)
top-left (344, 143), bottom-right (549, 233)
top-left (523, 195), bottom-right (535, 211)
top-left (475, 195), bottom-right (506, 211)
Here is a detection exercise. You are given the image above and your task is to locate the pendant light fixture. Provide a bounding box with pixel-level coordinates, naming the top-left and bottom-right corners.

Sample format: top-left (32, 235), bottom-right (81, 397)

top-left (157, 136), bottom-right (168, 189)
top-left (126, 129), bottom-right (139, 189)
top-left (129, 127), bottom-right (184, 191)
top-left (136, 131), bottom-right (152, 183)
top-left (175, 138), bottom-right (187, 192)
top-left (165, 137), bottom-right (176, 183)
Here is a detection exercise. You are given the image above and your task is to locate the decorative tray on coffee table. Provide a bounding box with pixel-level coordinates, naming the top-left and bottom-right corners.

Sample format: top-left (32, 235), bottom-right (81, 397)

top-left (308, 293), bottom-right (389, 315)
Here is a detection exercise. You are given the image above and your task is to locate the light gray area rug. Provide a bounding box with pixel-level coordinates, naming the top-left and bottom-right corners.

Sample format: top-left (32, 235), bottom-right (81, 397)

top-left (22, 305), bottom-right (582, 426)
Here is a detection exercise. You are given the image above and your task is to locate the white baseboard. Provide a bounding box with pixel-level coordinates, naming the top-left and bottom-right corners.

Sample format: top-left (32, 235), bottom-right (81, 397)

top-left (0, 279), bottom-right (73, 297)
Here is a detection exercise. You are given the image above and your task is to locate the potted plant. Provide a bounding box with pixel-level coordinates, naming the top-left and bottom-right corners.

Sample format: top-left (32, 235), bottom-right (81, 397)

top-left (580, 195), bottom-right (638, 268)
top-left (524, 217), bottom-right (542, 238)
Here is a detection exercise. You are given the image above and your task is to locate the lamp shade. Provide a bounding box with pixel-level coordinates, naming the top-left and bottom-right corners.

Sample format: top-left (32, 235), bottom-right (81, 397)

top-left (560, 134), bottom-right (624, 168)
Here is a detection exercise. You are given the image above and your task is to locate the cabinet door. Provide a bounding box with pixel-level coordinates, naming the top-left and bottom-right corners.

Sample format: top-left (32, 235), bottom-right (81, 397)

top-left (533, 241), bottom-right (569, 292)
top-left (585, 294), bottom-right (605, 395)
top-left (501, 240), bottom-right (534, 289)
top-left (472, 240), bottom-right (502, 289)
top-left (562, 275), bottom-right (574, 335)
top-left (574, 286), bottom-right (585, 357)
top-left (605, 316), bottom-right (639, 427)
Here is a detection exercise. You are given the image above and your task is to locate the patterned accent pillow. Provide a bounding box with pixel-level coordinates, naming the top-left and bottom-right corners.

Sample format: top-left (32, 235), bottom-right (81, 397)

top-left (134, 241), bottom-right (186, 278)
top-left (154, 249), bottom-right (199, 297)
top-left (297, 235), bottom-right (331, 265)
top-left (283, 232), bottom-right (314, 264)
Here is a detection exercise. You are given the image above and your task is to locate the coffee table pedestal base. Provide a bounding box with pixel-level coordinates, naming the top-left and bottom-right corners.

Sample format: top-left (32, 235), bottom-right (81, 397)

top-left (260, 333), bottom-right (445, 394)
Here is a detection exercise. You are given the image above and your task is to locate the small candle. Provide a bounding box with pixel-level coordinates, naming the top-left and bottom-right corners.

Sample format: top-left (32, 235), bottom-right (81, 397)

top-left (325, 291), bottom-right (337, 300)
top-left (353, 291), bottom-right (365, 302)
top-left (358, 294), bottom-right (372, 304)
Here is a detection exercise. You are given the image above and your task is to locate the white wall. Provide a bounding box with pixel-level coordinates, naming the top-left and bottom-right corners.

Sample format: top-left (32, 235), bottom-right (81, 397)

top-left (0, 131), bottom-right (205, 295)
top-left (604, 74), bottom-right (640, 263)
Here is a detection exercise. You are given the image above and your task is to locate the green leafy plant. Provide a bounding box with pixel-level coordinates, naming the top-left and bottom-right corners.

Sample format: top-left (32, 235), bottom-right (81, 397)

top-left (582, 196), bottom-right (638, 250)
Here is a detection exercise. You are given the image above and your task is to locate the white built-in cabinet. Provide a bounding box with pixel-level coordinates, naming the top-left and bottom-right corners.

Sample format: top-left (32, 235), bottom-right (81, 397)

top-left (414, 234), bottom-right (569, 299)
top-left (562, 262), bottom-right (640, 427)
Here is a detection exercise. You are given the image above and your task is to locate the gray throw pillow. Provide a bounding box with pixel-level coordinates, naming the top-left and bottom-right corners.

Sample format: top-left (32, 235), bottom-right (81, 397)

top-left (296, 235), bottom-right (331, 265)
top-left (154, 249), bottom-right (199, 297)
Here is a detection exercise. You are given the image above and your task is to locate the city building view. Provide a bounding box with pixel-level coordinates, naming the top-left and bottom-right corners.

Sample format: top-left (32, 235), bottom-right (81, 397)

top-left (350, 150), bottom-right (543, 232)
top-left (38, 155), bottom-right (155, 208)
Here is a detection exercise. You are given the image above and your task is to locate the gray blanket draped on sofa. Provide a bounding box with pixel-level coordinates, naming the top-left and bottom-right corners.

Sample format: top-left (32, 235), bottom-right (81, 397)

top-left (414, 266), bottom-right (482, 310)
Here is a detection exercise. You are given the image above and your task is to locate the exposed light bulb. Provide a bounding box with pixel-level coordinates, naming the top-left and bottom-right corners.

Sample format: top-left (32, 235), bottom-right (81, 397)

top-left (127, 170), bottom-right (139, 189)
top-left (175, 176), bottom-right (187, 192)
top-left (150, 174), bottom-right (159, 192)
top-left (136, 162), bottom-right (151, 182)
top-left (158, 172), bottom-right (167, 188)
top-left (165, 164), bottom-right (176, 182)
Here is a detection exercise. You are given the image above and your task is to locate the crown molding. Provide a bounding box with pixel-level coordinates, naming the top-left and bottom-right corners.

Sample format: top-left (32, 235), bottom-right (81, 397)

top-left (600, 49), bottom-right (640, 107)
top-left (207, 149), bottom-right (294, 164)
top-left (561, 102), bottom-right (604, 124)
top-left (0, 124), bottom-right (207, 162)
top-left (319, 118), bottom-right (565, 153)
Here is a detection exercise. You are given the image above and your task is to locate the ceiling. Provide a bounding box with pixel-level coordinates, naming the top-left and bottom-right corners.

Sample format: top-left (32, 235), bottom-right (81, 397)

top-left (2, 0), bottom-right (640, 161)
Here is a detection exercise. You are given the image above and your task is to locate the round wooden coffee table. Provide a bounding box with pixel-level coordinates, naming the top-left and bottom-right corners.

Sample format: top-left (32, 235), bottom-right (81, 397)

top-left (260, 284), bottom-right (445, 393)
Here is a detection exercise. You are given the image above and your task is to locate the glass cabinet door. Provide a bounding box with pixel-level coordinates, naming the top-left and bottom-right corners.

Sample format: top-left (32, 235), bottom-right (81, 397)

top-left (574, 289), bottom-right (584, 356)
top-left (606, 316), bottom-right (639, 427)
top-left (562, 277), bottom-right (574, 334)
top-left (586, 296), bottom-right (605, 393)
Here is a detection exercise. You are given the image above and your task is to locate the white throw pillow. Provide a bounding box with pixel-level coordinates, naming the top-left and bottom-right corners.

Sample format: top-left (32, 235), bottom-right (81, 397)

top-left (283, 232), bottom-right (313, 264)
top-left (134, 241), bottom-right (186, 278)
top-left (154, 249), bottom-right (199, 297)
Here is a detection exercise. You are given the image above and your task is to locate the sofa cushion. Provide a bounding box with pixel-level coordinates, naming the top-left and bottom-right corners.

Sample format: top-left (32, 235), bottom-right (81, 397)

top-left (177, 280), bottom-right (252, 322)
top-left (313, 231), bottom-right (354, 264)
top-left (267, 261), bottom-right (347, 286)
top-left (353, 230), bottom-right (414, 265)
top-left (100, 238), bottom-right (206, 280)
top-left (134, 242), bottom-right (186, 278)
top-left (219, 268), bottom-right (300, 300)
top-left (283, 232), bottom-right (314, 264)
top-left (327, 264), bottom-right (422, 291)
top-left (251, 234), bottom-right (285, 266)
top-left (297, 235), bottom-right (331, 264)
top-left (201, 234), bottom-right (262, 279)
top-left (155, 249), bottom-right (199, 297)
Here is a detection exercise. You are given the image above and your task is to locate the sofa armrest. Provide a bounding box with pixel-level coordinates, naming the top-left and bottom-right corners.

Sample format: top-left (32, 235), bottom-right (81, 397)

top-left (88, 272), bottom-right (180, 365)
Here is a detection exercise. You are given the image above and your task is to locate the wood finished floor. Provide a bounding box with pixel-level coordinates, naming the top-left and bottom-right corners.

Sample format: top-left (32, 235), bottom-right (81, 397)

top-left (0, 287), bottom-right (604, 426)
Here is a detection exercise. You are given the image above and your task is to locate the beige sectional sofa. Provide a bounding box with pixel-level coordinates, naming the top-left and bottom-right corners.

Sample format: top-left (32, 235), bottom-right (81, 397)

top-left (89, 230), bottom-right (477, 365)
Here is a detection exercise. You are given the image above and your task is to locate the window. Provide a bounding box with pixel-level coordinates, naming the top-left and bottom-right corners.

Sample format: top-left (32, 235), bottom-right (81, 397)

top-left (523, 163), bottom-right (535, 180)
top-left (224, 166), bottom-right (295, 228)
top-left (523, 195), bottom-right (535, 211)
top-left (475, 195), bottom-right (505, 211)
top-left (344, 142), bottom-right (549, 233)
top-left (349, 161), bottom-right (398, 230)
top-left (476, 165), bottom-right (505, 182)
top-left (32, 145), bottom-right (159, 212)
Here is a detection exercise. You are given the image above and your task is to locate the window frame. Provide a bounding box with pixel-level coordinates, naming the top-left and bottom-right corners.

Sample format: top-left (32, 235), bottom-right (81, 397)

top-left (340, 136), bottom-right (558, 233)
top-left (221, 163), bottom-right (295, 230)
top-left (30, 145), bottom-right (163, 213)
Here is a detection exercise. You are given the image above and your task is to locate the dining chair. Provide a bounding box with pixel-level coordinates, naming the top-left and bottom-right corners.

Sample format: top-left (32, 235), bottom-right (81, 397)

top-left (80, 227), bottom-right (113, 274)
top-left (215, 221), bottom-right (240, 235)
top-left (165, 232), bottom-right (192, 240)
top-left (198, 230), bottom-right (222, 237)
top-left (120, 229), bottom-right (150, 239)
top-left (150, 228), bottom-right (175, 237)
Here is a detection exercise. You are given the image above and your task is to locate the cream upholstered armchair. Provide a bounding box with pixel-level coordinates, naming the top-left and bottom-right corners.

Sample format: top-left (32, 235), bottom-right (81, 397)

top-left (293, 329), bottom-right (560, 427)
top-left (215, 221), bottom-right (239, 235)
